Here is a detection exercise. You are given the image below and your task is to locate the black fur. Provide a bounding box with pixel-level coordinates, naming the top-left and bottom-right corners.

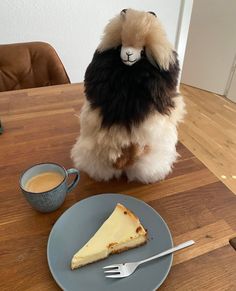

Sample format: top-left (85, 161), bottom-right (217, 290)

top-left (84, 47), bottom-right (179, 130)
top-left (121, 9), bottom-right (127, 15)
top-left (148, 11), bottom-right (157, 17)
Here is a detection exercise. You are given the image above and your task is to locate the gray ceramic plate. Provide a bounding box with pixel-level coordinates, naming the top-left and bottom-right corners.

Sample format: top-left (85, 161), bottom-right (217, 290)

top-left (47, 193), bottom-right (173, 291)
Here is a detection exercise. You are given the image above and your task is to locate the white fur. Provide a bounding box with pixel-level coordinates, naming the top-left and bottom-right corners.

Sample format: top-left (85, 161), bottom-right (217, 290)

top-left (120, 46), bottom-right (142, 65)
top-left (71, 95), bottom-right (186, 183)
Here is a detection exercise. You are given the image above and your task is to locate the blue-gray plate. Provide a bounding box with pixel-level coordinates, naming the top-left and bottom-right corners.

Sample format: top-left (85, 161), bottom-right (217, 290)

top-left (47, 193), bottom-right (173, 291)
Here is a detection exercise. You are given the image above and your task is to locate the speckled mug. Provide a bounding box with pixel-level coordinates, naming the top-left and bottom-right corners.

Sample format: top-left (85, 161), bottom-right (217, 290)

top-left (20, 163), bottom-right (80, 213)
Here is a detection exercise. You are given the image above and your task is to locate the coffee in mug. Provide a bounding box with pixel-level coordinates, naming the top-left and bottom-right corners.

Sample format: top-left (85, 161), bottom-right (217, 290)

top-left (25, 171), bottom-right (64, 193)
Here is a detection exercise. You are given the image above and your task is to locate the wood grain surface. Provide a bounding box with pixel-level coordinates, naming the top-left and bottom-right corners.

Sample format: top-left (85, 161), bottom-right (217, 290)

top-left (179, 84), bottom-right (236, 194)
top-left (0, 84), bottom-right (236, 291)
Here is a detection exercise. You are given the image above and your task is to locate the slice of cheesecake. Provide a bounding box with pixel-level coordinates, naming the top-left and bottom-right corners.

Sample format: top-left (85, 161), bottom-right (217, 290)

top-left (71, 203), bottom-right (147, 269)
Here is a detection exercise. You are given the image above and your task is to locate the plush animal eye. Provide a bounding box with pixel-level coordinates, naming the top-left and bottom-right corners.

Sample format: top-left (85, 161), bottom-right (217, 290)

top-left (141, 49), bottom-right (145, 57)
top-left (148, 11), bottom-right (157, 17)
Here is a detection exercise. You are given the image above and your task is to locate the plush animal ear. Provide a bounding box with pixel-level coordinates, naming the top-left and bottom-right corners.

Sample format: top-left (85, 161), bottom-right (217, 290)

top-left (148, 11), bottom-right (157, 17)
top-left (120, 9), bottom-right (127, 16)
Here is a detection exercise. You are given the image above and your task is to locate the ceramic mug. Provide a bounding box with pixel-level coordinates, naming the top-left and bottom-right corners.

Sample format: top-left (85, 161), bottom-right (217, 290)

top-left (20, 163), bottom-right (80, 213)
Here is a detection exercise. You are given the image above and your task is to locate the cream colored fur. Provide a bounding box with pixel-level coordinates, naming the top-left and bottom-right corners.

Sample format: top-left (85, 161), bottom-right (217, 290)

top-left (71, 9), bottom-right (185, 183)
top-left (71, 96), bottom-right (186, 183)
top-left (98, 9), bottom-right (174, 70)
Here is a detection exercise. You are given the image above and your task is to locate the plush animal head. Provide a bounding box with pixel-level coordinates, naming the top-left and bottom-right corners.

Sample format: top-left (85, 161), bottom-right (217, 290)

top-left (98, 8), bottom-right (174, 70)
top-left (85, 9), bottom-right (179, 130)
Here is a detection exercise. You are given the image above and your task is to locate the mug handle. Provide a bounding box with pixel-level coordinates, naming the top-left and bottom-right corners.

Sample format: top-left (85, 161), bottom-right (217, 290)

top-left (66, 168), bottom-right (80, 193)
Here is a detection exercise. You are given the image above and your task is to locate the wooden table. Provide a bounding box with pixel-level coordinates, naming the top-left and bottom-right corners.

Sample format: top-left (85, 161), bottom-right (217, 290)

top-left (0, 84), bottom-right (236, 291)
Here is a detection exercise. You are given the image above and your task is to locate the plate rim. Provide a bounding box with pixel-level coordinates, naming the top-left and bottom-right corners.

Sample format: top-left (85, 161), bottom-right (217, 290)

top-left (47, 193), bottom-right (173, 291)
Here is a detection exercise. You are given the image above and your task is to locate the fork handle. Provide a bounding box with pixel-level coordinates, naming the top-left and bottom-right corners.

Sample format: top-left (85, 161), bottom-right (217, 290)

top-left (138, 240), bottom-right (195, 265)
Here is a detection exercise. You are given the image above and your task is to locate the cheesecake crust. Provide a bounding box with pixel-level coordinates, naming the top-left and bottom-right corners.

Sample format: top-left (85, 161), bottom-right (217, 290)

top-left (110, 239), bottom-right (147, 255)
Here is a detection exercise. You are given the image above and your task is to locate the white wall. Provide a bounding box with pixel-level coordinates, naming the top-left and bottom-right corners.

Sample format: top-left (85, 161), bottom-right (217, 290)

top-left (0, 0), bottom-right (191, 83)
top-left (181, 0), bottom-right (236, 95)
top-left (175, 0), bottom-right (193, 80)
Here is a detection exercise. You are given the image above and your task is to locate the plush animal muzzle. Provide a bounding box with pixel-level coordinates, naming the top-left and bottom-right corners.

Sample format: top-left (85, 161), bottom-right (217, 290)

top-left (120, 46), bottom-right (143, 66)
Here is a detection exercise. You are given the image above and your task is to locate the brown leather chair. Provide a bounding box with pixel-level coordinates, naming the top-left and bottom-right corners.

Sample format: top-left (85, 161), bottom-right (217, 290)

top-left (0, 42), bottom-right (70, 92)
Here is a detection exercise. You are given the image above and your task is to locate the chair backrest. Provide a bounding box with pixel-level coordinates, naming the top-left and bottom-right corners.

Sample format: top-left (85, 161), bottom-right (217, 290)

top-left (0, 42), bottom-right (70, 92)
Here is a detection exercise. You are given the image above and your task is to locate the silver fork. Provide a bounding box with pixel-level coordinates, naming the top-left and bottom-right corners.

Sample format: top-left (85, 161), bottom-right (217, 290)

top-left (103, 240), bottom-right (195, 278)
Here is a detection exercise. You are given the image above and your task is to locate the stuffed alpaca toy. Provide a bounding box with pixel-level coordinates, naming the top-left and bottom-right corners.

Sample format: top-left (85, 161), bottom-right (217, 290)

top-left (71, 9), bottom-right (185, 183)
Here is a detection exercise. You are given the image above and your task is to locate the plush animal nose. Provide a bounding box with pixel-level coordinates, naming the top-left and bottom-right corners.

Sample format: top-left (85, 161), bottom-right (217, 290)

top-left (126, 51), bottom-right (133, 56)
